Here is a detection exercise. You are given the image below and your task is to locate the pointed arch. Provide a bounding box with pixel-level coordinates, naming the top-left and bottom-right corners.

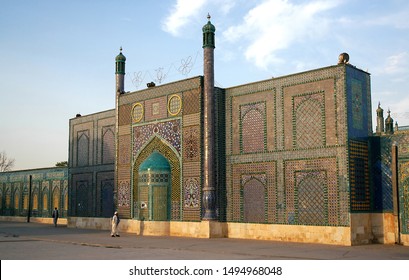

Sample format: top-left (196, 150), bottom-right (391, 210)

top-left (13, 188), bottom-right (20, 210)
top-left (242, 177), bottom-right (266, 223)
top-left (133, 135), bottom-right (181, 220)
top-left (77, 131), bottom-right (89, 166)
top-left (102, 127), bottom-right (115, 164)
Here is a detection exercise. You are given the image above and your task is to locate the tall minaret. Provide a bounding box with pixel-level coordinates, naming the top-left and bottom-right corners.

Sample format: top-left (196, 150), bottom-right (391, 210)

top-left (115, 47), bottom-right (126, 95)
top-left (376, 102), bottom-right (384, 135)
top-left (202, 14), bottom-right (216, 220)
top-left (114, 47), bottom-right (126, 215)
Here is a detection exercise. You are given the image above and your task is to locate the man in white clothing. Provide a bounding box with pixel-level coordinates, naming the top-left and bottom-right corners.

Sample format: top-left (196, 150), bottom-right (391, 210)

top-left (111, 211), bottom-right (120, 237)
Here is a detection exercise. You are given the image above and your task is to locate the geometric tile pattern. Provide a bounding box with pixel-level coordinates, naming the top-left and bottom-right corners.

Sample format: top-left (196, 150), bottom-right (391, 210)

top-left (118, 180), bottom-right (130, 207)
top-left (231, 162), bottom-right (276, 223)
top-left (183, 177), bottom-right (200, 208)
top-left (399, 160), bottom-right (409, 234)
top-left (351, 78), bottom-right (363, 130)
top-left (240, 102), bottom-right (266, 153)
top-left (183, 125), bottom-right (200, 162)
top-left (296, 171), bottom-right (327, 225)
top-left (133, 119), bottom-right (181, 158)
top-left (242, 176), bottom-right (266, 223)
top-left (294, 94), bottom-right (324, 149)
top-left (349, 140), bottom-right (370, 212)
top-left (285, 157), bottom-right (340, 226)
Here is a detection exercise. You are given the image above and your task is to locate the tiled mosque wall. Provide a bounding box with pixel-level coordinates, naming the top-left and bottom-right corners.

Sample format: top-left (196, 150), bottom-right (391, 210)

top-left (68, 109), bottom-right (115, 217)
top-left (0, 167), bottom-right (68, 218)
top-left (117, 76), bottom-right (203, 220)
top-left (224, 64), bottom-right (367, 227)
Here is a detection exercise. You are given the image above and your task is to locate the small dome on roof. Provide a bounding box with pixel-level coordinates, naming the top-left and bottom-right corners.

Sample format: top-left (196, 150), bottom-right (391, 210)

top-left (115, 47), bottom-right (126, 62)
top-left (202, 14), bottom-right (215, 33)
top-left (376, 102), bottom-right (383, 113)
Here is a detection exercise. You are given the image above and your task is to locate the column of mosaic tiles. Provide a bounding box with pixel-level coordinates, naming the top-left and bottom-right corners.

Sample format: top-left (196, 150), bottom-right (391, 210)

top-left (182, 88), bottom-right (202, 221)
top-left (215, 88), bottom-right (227, 221)
top-left (399, 160), bottom-right (409, 234)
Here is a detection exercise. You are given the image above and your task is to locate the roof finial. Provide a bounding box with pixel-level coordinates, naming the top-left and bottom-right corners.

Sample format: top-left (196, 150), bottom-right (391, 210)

top-left (207, 13), bottom-right (211, 21)
top-left (120, 46), bottom-right (123, 53)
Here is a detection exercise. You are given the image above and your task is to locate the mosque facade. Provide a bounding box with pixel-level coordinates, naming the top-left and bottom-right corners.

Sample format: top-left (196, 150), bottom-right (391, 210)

top-left (1, 17), bottom-right (409, 246)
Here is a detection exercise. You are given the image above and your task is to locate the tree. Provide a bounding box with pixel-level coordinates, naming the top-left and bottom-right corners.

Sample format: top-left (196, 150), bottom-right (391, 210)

top-left (0, 151), bottom-right (15, 172)
top-left (55, 161), bottom-right (68, 167)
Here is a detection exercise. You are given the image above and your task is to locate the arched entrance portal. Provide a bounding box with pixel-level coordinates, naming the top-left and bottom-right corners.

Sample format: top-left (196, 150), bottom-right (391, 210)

top-left (133, 136), bottom-right (181, 220)
top-left (138, 151), bottom-right (171, 221)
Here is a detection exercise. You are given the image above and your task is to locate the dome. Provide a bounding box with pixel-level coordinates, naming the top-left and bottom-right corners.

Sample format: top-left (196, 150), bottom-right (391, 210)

top-left (115, 47), bottom-right (126, 62)
top-left (202, 14), bottom-right (215, 33)
top-left (139, 151), bottom-right (170, 172)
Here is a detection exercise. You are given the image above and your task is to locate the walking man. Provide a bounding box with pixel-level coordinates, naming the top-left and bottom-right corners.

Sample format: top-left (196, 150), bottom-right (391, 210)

top-left (111, 211), bottom-right (120, 237)
top-left (52, 207), bottom-right (59, 227)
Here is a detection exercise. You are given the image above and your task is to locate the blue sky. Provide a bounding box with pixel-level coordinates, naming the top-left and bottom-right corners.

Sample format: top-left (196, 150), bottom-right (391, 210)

top-left (1, 0), bottom-right (408, 170)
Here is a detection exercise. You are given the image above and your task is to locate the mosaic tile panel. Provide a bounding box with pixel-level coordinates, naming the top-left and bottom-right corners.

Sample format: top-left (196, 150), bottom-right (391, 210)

top-left (133, 119), bottom-right (181, 158)
top-left (183, 125), bottom-right (200, 162)
top-left (240, 102), bottom-right (266, 153)
top-left (293, 93), bottom-right (325, 149)
top-left (102, 126), bottom-right (115, 164)
top-left (285, 157), bottom-right (341, 226)
top-left (295, 171), bottom-right (327, 225)
top-left (231, 91), bottom-right (275, 154)
top-left (145, 96), bottom-right (167, 121)
top-left (369, 136), bottom-right (393, 211)
top-left (183, 88), bottom-right (201, 115)
top-left (168, 94), bottom-right (182, 116)
top-left (231, 162), bottom-right (277, 223)
top-left (283, 78), bottom-right (337, 150)
top-left (399, 160), bottom-right (409, 234)
top-left (118, 103), bottom-right (132, 126)
top-left (349, 140), bottom-right (370, 212)
top-left (118, 180), bottom-right (130, 207)
top-left (132, 102), bottom-right (144, 123)
top-left (346, 67), bottom-right (371, 138)
top-left (351, 79), bottom-right (363, 130)
top-left (75, 180), bottom-right (92, 217)
top-left (77, 130), bottom-right (90, 167)
top-left (242, 176), bottom-right (266, 223)
top-left (183, 177), bottom-right (200, 209)
top-left (118, 134), bottom-right (131, 165)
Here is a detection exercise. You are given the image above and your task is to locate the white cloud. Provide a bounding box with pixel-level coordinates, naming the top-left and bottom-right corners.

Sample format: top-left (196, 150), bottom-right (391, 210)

top-left (162, 0), bottom-right (207, 36)
top-left (365, 7), bottom-right (409, 29)
top-left (223, 0), bottom-right (341, 69)
top-left (219, 0), bottom-right (236, 15)
top-left (384, 52), bottom-right (409, 75)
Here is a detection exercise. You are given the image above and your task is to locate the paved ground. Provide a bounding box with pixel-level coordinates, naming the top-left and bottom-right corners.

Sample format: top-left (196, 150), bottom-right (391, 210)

top-left (1, 221), bottom-right (409, 260)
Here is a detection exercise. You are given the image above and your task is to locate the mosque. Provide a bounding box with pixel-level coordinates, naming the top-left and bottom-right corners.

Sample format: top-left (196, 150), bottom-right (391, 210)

top-left (1, 16), bottom-right (409, 246)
